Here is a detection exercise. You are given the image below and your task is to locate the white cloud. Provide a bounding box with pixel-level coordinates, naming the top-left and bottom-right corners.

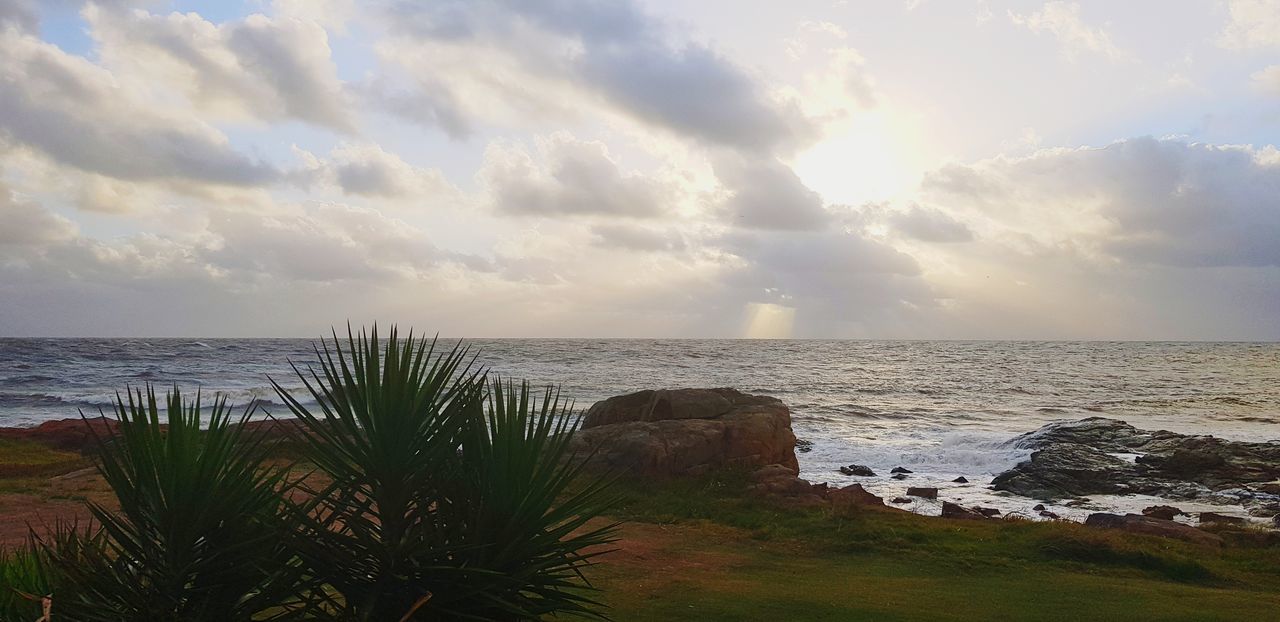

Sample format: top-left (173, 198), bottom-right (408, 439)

top-left (0, 182), bottom-right (77, 245)
top-left (481, 133), bottom-right (672, 218)
top-left (0, 29), bottom-right (279, 186)
top-left (86, 5), bottom-right (354, 131)
top-left (1008, 1), bottom-right (1130, 61)
top-left (1252, 64), bottom-right (1280, 95)
top-left (1218, 0), bottom-right (1280, 49)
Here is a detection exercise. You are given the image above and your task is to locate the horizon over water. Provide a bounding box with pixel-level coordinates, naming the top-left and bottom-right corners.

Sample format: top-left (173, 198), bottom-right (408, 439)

top-left (2, 337), bottom-right (1278, 521)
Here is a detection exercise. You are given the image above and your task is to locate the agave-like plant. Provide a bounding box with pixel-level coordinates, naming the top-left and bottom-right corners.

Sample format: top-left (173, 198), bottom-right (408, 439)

top-left (274, 326), bottom-right (618, 621)
top-left (42, 386), bottom-right (304, 621)
top-left (0, 543), bottom-right (53, 621)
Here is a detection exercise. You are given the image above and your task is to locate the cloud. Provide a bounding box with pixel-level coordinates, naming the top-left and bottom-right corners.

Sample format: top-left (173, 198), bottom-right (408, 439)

top-left (1252, 64), bottom-right (1280, 95)
top-left (293, 143), bottom-right (457, 200)
top-left (590, 223), bottom-right (685, 252)
top-left (0, 0), bottom-right (37, 31)
top-left (85, 5), bottom-right (353, 131)
top-left (1008, 1), bottom-right (1130, 61)
top-left (1218, 0), bottom-right (1280, 49)
top-left (714, 156), bottom-right (831, 230)
top-left (378, 0), bottom-right (815, 153)
top-left (888, 205), bottom-right (974, 243)
top-left (923, 137), bottom-right (1280, 268)
top-left (0, 182), bottom-right (77, 245)
top-left (481, 133), bottom-right (671, 217)
top-left (0, 29), bottom-right (279, 186)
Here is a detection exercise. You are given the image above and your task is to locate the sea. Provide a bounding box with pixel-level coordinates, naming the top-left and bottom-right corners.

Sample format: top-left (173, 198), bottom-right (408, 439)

top-left (2, 338), bottom-right (1278, 521)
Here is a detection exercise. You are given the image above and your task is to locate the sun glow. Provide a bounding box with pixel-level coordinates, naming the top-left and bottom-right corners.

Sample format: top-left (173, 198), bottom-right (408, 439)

top-left (742, 303), bottom-right (796, 339)
top-left (793, 109), bottom-right (922, 206)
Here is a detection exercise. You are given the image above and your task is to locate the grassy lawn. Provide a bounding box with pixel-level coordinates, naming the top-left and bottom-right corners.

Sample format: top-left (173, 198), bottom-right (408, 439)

top-left (2, 439), bottom-right (1277, 620)
top-left (582, 470), bottom-right (1280, 621)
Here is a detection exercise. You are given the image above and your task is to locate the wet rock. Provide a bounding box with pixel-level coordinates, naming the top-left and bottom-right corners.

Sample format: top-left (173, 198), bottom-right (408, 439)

top-left (992, 417), bottom-right (1280, 501)
top-left (1141, 505), bottom-right (1185, 521)
top-left (840, 464), bottom-right (876, 477)
top-left (1254, 482), bottom-right (1280, 495)
top-left (977, 507), bottom-right (1002, 517)
top-left (1032, 503), bottom-right (1046, 511)
top-left (906, 487), bottom-right (938, 500)
top-left (1039, 510), bottom-right (1061, 520)
top-left (891, 473), bottom-right (909, 480)
top-left (571, 388), bottom-right (799, 477)
top-left (1199, 512), bottom-right (1246, 526)
top-left (830, 483), bottom-right (884, 507)
top-left (1085, 513), bottom-right (1223, 547)
top-left (890, 497), bottom-right (912, 504)
top-left (941, 502), bottom-right (990, 520)
top-left (952, 476), bottom-right (969, 483)
top-left (795, 439), bottom-right (814, 453)
top-left (1273, 515), bottom-right (1280, 529)
top-left (890, 467), bottom-right (913, 474)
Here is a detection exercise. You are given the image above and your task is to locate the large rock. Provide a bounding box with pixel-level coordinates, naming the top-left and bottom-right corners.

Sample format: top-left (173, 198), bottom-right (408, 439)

top-left (992, 417), bottom-right (1280, 502)
top-left (570, 388), bottom-right (799, 477)
top-left (1084, 512), bottom-right (1223, 547)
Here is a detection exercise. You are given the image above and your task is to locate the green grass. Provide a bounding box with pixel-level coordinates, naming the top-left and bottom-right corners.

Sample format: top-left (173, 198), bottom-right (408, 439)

top-left (582, 469), bottom-right (1280, 621)
top-left (0, 439), bottom-right (85, 478)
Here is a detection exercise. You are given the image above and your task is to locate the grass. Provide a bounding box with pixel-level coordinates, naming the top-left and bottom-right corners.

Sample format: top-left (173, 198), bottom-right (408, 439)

top-left (582, 469), bottom-right (1280, 621)
top-left (3, 435), bottom-right (1279, 620)
top-left (0, 439), bottom-right (85, 478)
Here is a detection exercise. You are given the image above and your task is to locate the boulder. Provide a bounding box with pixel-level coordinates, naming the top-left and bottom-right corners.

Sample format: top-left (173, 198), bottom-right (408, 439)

top-left (1199, 512), bottom-right (1246, 526)
top-left (890, 497), bottom-right (912, 504)
top-left (1141, 505), bottom-right (1185, 521)
top-left (952, 476), bottom-right (969, 483)
top-left (906, 487), bottom-right (938, 500)
top-left (941, 502), bottom-right (989, 520)
top-left (1039, 510), bottom-right (1061, 520)
top-left (977, 507), bottom-right (1002, 517)
top-left (796, 439), bottom-right (814, 453)
top-left (1032, 503), bottom-right (1046, 511)
top-left (570, 388), bottom-right (798, 477)
top-left (840, 464), bottom-right (876, 477)
top-left (830, 483), bottom-right (884, 507)
top-left (890, 467), bottom-right (913, 474)
top-left (1084, 513), bottom-right (1223, 547)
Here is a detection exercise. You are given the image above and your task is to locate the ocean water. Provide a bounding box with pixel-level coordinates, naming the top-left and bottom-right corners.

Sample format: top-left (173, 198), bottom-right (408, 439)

top-left (2, 338), bottom-right (1278, 520)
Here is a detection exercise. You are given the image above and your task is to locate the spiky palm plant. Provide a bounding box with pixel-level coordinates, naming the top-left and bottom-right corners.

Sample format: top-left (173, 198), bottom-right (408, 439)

top-left (274, 326), bottom-right (618, 621)
top-left (42, 387), bottom-right (304, 621)
top-left (0, 544), bottom-right (52, 621)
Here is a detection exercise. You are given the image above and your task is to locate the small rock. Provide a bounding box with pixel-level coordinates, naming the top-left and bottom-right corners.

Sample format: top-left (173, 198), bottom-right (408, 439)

top-left (977, 507), bottom-right (1002, 517)
top-left (890, 466), bottom-right (913, 474)
top-left (1141, 505), bottom-right (1184, 521)
top-left (952, 476), bottom-right (969, 483)
top-left (941, 502), bottom-right (989, 520)
top-left (1199, 512), bottom-right (1246, 526)
top-left (1273, 515), bottom-right (1280, 529)
top-left (840, 464), bottom-right (876, 477)
top-left (1039, 510), bottom-right (1061, 519)
top-left (796, 439), bottom-right (814, 453)
top-left (906, 486), bottom-right (938, 500)
top-left (890, 497), bottom-right (912, 504)
top-left (1032, 503), bottom-right (1046, 511)
top-left (891, 473), bottom-right (909, 480)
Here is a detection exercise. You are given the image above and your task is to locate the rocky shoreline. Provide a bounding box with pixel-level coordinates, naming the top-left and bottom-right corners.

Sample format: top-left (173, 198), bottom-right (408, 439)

top-left (5, 389), bottom-right (1278, 540)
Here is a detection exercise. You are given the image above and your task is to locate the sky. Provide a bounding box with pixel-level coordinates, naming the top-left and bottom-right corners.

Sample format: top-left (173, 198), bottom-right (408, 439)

top-left (0, 0), bottom-right (1277, 340)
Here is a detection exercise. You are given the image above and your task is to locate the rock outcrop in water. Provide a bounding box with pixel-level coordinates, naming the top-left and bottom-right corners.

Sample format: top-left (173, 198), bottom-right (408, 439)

top-left (992, 418), bottom-right (1280, 508)
top-left (570, 388), bottom-right (799, 477)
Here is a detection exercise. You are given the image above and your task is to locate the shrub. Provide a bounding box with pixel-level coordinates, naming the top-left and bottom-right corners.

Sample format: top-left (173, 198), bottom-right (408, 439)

top-left (41, 387), bottom-right (303, 621)
top-left (274, 326), bottom-right (618, 621)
